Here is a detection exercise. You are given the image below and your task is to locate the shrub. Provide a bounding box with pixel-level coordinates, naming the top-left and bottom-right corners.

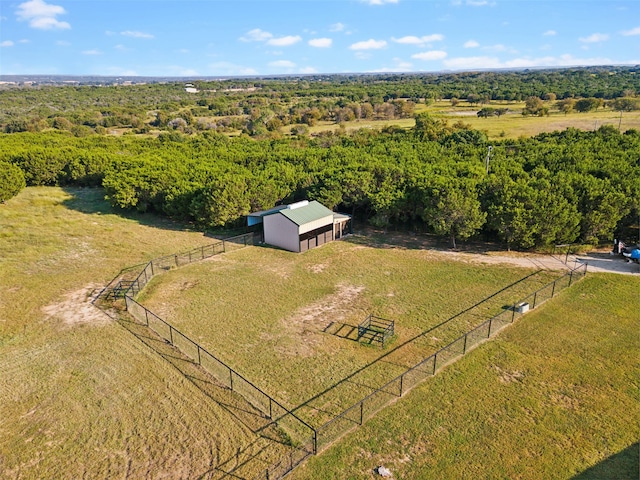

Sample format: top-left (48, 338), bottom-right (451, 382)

top-left (0, 161), bottom-right (26, 202)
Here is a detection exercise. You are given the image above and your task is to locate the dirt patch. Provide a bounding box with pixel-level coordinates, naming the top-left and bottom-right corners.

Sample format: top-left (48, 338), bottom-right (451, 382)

top-left (308, 263), bottom-right (327, 274)
top-left (277, 284), bottom-right (364, 357)
top-left (42, 284), bottom-right (111, 327)
top-left (493, 365), bottom-right (525, 384)
top-left (179, 280), bottom-right (199, 291)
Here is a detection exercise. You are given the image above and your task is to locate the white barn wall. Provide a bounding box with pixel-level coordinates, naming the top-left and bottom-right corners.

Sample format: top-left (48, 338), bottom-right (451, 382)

top-left (264, 214), bottom-right (300, 252)
top-left (298, 215), bottom-right (333, 235)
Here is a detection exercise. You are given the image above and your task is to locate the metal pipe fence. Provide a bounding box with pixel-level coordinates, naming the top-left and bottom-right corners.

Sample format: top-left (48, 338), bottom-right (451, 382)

top-left (124, 290), bottom-right (316, 443)
top-left (312, 262), bottom-right (588, 451)
top-left (108, 233), bottom-right (587, 479)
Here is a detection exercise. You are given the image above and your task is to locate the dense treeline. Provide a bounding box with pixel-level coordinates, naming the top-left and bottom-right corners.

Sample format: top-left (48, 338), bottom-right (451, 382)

top-left (1, 121), bottom-right (638, 249)
top-left (1, 66), bottom-right (638, 136)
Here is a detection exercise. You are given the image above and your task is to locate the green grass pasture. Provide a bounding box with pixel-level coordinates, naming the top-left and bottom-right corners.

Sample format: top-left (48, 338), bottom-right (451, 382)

top-left (300, 100), bottom-right (640, 140)
top-left (291, 273), bottom-right (640, 479)
top-left (0, 187), bottom-right (283, 478)
top-left (137, 238), bottom-right (559, 426)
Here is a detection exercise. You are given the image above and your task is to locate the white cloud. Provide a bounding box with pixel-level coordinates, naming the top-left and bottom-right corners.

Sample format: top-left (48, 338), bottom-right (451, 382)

top-left (299, 66), bottom-right (318, 74)
top-left (412, 50), bottom-right (447, 61)
top-left (267, 35), bottom-right (302, 47)
top-left (579, 33), bottom-right (609, 43)
top-left (443, 54), bottom-right (616, 70)
top-left (121, 30), bottom-right (154, 39)
top-left (452, 0), bottom-right (495, 5)
top-left (355, 51), bottom-right (372, 60)
top-left (209, 61), bottom-right (257, 76)
top-left (18, 39), bottom-right (29, 43)
top-left (543, 30), bottom-right (557, 36)
top-left (82, 49), bottom-right (101, 55)
top-left (392, 34), bottom-right (444, 45)
top-left (621, 26), bottom-right (640, 36)
top-left (56, 40), bottom-right (70, 46)
top-left (362, 0), bottom-right (398, 5)
top-left (269, 60), bottom-right (296, 68)
top-left (240, 28), bottom-right (273, 42)
top-left (114, 44), bottom-right (128, 51)
top-left (1, 40), bottom-right (14, 47)
top-left (483, 44), bottom-right (518, 54)
top-left (349, 39), bottom-right (387, 50)
top-left (16, 0), bottom-right (70, 30)
top-left (330, 22), bottom-right (346, 32)
top-left (309, 37), bottom-right (332, 48)
top-left (368, 58), bottom-right (413, 73)
top-left (464, 40), bottom-right (479, 48)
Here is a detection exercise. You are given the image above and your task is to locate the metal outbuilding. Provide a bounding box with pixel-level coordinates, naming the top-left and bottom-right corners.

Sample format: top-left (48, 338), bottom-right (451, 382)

top-left (247, 200), bottom-right (351, 253)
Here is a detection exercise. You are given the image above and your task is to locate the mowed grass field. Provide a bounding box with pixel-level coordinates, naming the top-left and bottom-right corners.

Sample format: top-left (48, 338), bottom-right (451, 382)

top-left (291, 272), bottom-right (640, 479)
top-left (138, 239), bottom-right (559, 424)
top-left (2, 187), bottom-right (638, 479)
top-left (0, 187), bottom-right (283, 479)
top-left (299, 101), bottom-right (640, 140)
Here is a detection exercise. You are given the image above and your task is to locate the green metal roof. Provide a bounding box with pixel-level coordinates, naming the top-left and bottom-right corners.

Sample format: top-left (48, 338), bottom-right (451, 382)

top-left (280, 201), bottom-right (334, 226)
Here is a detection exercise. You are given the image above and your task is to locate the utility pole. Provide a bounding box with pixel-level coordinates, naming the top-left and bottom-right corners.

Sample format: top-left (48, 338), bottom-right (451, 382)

top-left (485, 145), bottom-right (493, 174)
top-left (619, 109), bottom-right (623, 131)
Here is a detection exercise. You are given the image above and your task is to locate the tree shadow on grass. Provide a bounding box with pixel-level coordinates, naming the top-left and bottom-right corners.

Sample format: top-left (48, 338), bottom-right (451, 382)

top-left (345, 226), bottom-right (507, 256)
top-left (571, 442), bottom-right (639, 480)
top-left (60, 186), bottom-right (203, 233)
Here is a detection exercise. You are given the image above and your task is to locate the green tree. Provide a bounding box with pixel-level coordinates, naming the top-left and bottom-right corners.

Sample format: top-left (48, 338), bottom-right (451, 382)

top-left (190, 176), bottom-right (251, 228)
top-left (611, 97), bottom-right (640, 112)
top-left (522, 96), bottom-right (547, 116)
top-left (575, 97), bottom-right (604, 113)
top-left (414, 113), bottom-right (452, 141)
top-left (555, 98), bottom-right (576, 115)
top-left (422, 176), bottom-right (486, 248)
top-left (0, 161), bottom-right (26, 202)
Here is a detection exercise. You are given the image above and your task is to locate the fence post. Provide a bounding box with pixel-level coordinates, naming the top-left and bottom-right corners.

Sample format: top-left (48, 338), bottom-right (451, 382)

top-left (189, 250), bottom-right (192, 263)
top-left (269, 398), bottom-right (273, 419)
top-left (512, 304), bottom-right (516, 322)
top-left (432, 354), bottom-right (437, 374)
top-left (568, 270), bottom-right (574, 287)
top-left (462, 334), bottom-right (468, 354)
top-left (399, 374), bottom-right (404, 397)
top-left (229, 369), bottom-right (234, 391)
top-left (222, 240), bottom-right (226, 253)
top-left (360, 401), bottom-right (364, 425)
top-left (551, 281), bottom-right (556, 298)
top-left (487, 318), bottom-right (493, 337)
top-left (197, 345), bottom-right (201, 365)
top-left (169, 325), bottom-right (173, 344)
top-left (150, 260), bottom-right (155, 276)
top-left (313, 430), bottom-right (317, 454)
top-left (532, 291), bottom-right (537, 309)
top-left (201, 246), bottom-right (204, 259)
top-left (144, 308), bottom-right (149, 326)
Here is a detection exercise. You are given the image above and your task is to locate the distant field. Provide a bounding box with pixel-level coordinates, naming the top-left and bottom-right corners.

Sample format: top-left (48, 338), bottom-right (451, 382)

top-left (297, 100), bottom-right (640, 140)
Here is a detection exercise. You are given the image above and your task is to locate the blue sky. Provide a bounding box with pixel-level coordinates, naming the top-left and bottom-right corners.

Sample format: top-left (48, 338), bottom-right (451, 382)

top-left (1, 0), bottom-right (639, 77)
